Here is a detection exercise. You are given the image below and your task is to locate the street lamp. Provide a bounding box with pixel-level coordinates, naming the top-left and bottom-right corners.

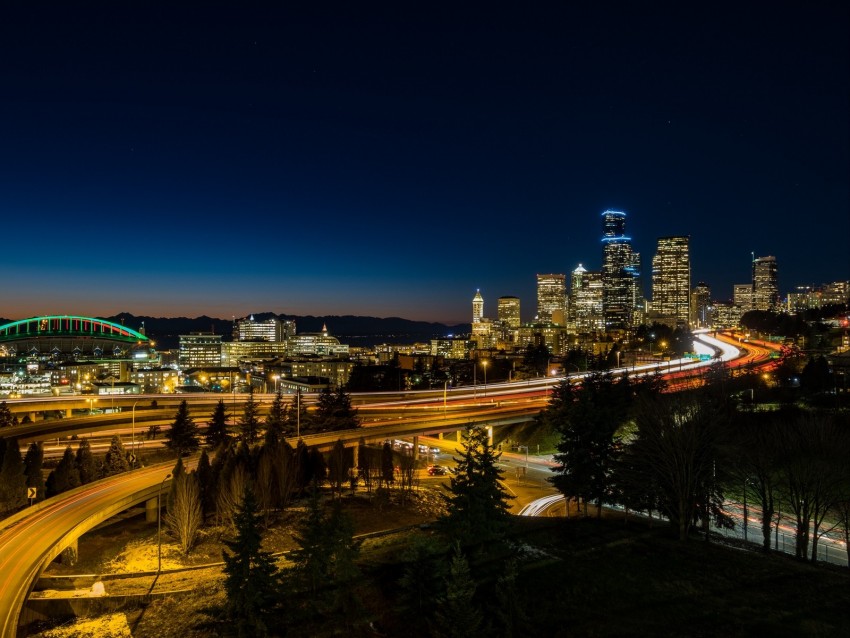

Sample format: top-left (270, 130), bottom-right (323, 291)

top-left (157, 472), bottom-right (172, 575)
top-left (131, 399), bottom-right (141, 469)
top-left (87, 398), bottom-right (97, 415)
top-left (482, 360), bottom-right (489, 398)
top-left (296, 387), bottom-right (301, 439)
top-left (273, 374), bottom-right (280, 394)
top-left (443, 380), bottom-right (449, 418)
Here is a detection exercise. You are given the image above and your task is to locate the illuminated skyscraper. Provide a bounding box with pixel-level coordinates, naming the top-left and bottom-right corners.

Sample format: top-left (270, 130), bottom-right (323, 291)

top-left (691, 282), bottom-right (711, 328)
top-left (733, 283), bottom-right (753, 310)
top-left (601, 209), bottom-right (640, 332)
top-left (571, 264), bottom-right (604, 333)
top-left (537, 273), bottom-right (566, 324)
top-left (651, 236), bottom-right (691, 327)
top-left (472, 289), bottom-right (484, 323)
top-left (752, 256), bottom-right (779, 311)
top-left (497, 296), bottom-right (521, 329)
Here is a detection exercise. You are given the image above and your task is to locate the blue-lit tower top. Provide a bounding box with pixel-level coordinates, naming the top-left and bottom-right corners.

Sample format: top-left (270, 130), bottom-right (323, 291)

top-left (602, 209), bottom-right (629, 241)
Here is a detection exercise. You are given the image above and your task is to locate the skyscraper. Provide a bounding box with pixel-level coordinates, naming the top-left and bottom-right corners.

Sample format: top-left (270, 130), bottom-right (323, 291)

top-left (497, 296), bottom-right (521, 329)
top-left (537, 274), bottom-right (566, 324)
top-left (571, 265), bottom-right (604, 334)
top-left (752, 256), bottom-right (779, 311)
top-left (601, 209), bottom-right (640, 332)
top-left (691, 282), bottom-right (711, 328)
top-left (472, 289), bottom-right (484, 323)
top-left (651, 236), bottom-right (691, 327)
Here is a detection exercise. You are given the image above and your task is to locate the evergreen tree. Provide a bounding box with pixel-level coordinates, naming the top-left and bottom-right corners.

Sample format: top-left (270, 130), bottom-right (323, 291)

top-left (547, 371), bottom-right (631, 517)
top-left (381, 441), bottom-right (395, 487)
top-left (492, 558), bottom-right (530, 638)
top-left (0, 438), bottom-right (27, 511)
top-left (440, 424), bottom-right (513, 548)
top-left (327, 439), bottom-right (351, 497)
top-left (290, 488), bottom-right (330, 596)
top-left (206, 400), bottom-right (230, 449)
top-left (313, 387), bottom-right (359, 432)
top-left (238, 391), bottom-right (261, 444)
top-left (294, 440), bottom-right (311, 494)
top-left (265, 391), bottom-right (286, 440)
top-left (46, 446), bottom-right (80, 497)
top-left (75, 438), bottom-right (97, 485)
top-left (167, 456), bottom-right (186, 511)
top-left (222, 487), bottom-right (280, 636)
top-left (23, 442), bottom-right (45, 501)
top-left (196, 448), bottom-right (213, 520)
top-left (434, 543), bottom-right (482, 638)
top-left (398, 535), bottom-right (446, 620)
top-left (103, 435), bottom-right (130, 476)
top-left (166, 400), bottom-right (200, 457)
top-left (0, 402), bottom-right (14, 429)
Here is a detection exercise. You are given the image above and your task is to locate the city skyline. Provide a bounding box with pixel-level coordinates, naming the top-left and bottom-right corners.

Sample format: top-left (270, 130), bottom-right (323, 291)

top-left (1, 4), bottom-right (848, 323)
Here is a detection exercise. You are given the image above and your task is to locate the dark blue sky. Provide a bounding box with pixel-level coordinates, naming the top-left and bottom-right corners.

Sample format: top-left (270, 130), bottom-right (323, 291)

top-left (1, 3), bottom-right (847, 324)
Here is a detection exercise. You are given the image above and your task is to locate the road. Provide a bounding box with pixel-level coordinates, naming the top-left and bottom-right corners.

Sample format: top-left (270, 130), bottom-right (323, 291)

top-left (0, 331), bottom-right (769, 635)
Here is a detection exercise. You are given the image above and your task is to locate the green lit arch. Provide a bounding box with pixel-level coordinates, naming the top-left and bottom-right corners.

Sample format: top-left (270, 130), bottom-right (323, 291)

top-left (0, 316), bottom-right (149, 345)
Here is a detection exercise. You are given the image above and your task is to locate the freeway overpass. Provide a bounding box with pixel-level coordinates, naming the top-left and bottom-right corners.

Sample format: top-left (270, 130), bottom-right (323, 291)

top-left (0, 332), bottom-right (761, 636)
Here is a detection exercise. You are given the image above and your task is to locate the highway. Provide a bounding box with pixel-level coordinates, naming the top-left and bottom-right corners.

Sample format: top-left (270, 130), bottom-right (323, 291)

top-left (0, 332), bottom-right (765, 636)
top-left (0, 460), bottom-right (185, 638)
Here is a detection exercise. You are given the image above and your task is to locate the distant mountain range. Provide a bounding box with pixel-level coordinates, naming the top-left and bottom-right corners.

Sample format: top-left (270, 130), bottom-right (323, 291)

top-left (110, 312), bottom-right (469, 349)
top-left (0, 312), bottom-right (469, 349)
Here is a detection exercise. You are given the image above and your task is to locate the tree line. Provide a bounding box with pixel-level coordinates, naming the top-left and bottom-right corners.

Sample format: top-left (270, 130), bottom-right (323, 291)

top-left (538, 364), bottom-right (850, 565)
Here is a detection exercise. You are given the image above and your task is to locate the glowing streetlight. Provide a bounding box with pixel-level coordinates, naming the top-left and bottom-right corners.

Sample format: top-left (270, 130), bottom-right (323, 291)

top-left (482, 360), bottom-right (489, 398)
top-left (157, 472), bottom-right (172, 575)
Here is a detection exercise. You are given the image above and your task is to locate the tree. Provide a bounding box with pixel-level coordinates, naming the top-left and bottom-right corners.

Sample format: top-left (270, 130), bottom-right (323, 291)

top-left (0, 438), bottom-right (27, 512)
top-left (0, 402), bottom-right (14, 429)
top-left (238, 391), bottom-right (261, 444)
top-left (75, 439), bottom-right (97, 485)
top-left (167, 468), bottom-right (203, 555)
top-left (327, 440), bottom-right (351, 497)
top-left (23, 442), bottom-right (45, 502)
top-left (46, 446), bottom-right (80, 497)
top-left (313, 387), bottom-right (359, 432)
top-left (440, 424), bottom-right (513, 548)
top-left (265, 391), bottom-right (286, 440)
top-left (222, 487), bottom-right (280, 636)
top-left (206, 400), bottom-right (230, 449)
top-left (521, 343), bottom-right (550, 377)
top-left (774, 410), bottom-right (849, 562)
top-left (398, 535), bottom-right (446, 622)
top-left (546, 372), bottom-right (630, 517)
top-left (196, 448), bottom-right (213, 520)
top-left (433, 543), bottom-right (482, 638)
top-left (492, 558), bottom-right (530, 638)
top-left (102, 435), bottom-right (130, 476)
top-left (166, 400), bottom-right (200, 457)
top-left (622, 394), bottom-right (727, 541)
top-left (381, 441), bottom-right (395, 488)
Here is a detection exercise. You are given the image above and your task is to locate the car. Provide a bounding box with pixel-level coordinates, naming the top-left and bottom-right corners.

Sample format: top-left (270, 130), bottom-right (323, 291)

top-left (427, 464), bottom-right (448, 476)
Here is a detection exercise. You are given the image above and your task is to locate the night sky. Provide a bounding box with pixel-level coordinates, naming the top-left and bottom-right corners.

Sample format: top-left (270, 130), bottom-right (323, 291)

top-left (1, 3), bottom-right (847, 324)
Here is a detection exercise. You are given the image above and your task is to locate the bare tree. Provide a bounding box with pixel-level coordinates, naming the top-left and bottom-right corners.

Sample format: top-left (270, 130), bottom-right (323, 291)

top-left (775, 411), bottom-right (849, 561)
top-left (217, 463), bottom-right (249, 529)
top-left (167, 471), bottom-right (203, 554)
top-left (624, 395), bottom-right (726, 541)
top-left (398, 447), bottom-right (416, 504)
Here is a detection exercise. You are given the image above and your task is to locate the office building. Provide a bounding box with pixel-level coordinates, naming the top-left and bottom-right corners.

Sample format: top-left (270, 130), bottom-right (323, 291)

top-left (752, 256), bottom-right (779, 311)
top-left (178, 333), bottom-right (223, 369)
top-left (570, 265), bottom-right (604, 334)
top-left (651, 236), bottom-right (691, 327)
top-left (733, 284), bottom-right (753, 310)
top-left (537, 273), bottom-right (566, 324)
top-left (691, 282), bottom-right (711, 328)
top-left (472, 289), bottom-right (484, 324)
top-left (601, 210), bottom-right (640, 332)
top-left (234, 315), bottom-right (296, 342)
top-left (497, 296), bottom-right (521, 329)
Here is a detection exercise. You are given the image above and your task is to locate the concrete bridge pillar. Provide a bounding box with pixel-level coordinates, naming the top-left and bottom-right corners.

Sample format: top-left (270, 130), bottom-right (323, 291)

top-left (456, 430), bottom-right (463, 443)
top-left (412, 435), bottom-right (419, 460)
top-left (28, 412), bottom-right (37, 423)
top-left (65, 408), bottom-right (73, 418)
top-left (145, 497), bottom-right (159, 523)
top-left (351, 444), bottom-right (359, 469)
top-left (437, 432), bottom-right (443, 440)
